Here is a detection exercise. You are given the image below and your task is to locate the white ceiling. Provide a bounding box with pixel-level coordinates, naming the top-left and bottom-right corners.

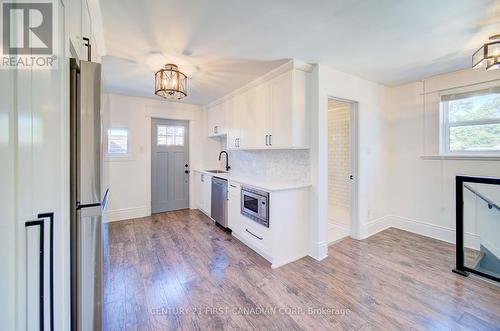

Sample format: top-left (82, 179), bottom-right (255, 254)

top-left (99, 0), bottom-right (499, 105)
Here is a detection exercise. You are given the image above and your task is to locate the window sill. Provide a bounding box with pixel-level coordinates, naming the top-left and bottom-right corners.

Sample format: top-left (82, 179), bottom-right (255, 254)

top-left (420, 155), bottom-right (500, 161)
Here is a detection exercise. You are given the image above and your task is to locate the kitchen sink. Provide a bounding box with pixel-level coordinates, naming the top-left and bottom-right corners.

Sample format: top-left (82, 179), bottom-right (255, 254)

top-left (206, 170), bottom-right (228, 174)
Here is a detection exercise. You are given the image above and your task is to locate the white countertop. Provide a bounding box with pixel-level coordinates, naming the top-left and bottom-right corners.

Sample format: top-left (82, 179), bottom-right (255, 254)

top-left (195, 170), bottom-right (311, 192)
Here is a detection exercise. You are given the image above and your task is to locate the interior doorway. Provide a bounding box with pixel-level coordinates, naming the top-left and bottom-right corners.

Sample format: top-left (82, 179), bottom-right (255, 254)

top-left (151, 118), bottom-right (190, 213)
top-left (327, 97), bottom-right (358, 243)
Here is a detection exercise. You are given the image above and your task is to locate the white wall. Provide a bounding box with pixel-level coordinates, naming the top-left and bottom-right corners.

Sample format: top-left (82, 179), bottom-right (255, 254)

top-left (101, 93), bottom-right (221, 222)
top-left (387, 68), bottom-right (500, 247)
top-left (309, 64), bottom-right (392, 259)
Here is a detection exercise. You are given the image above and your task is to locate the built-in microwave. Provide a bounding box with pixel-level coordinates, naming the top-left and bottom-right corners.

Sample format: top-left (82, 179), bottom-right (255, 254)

top-left (241, 186), bottom-right (269, 227)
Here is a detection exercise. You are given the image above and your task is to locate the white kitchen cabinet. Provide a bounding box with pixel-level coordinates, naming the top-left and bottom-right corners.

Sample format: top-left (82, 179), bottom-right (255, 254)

top-left (69, 0), bottom-right (93, 61)
top-left (209, 61), bottom-right (310, 150)
top-left (207, 102), bottom-right (226, 137)
top-left (268, 69), bottom-right (309, 149)
top-left (229, 184), bottom-right (310, 268)
top-left (195, 171), bottom-right (212, 215)
top-left (68, 0), bottom-right (99, 62)
top-left (69, 0), bottom-right (82, 58)
top-left (227, 94), bottom-right (245, 149)
top-left (227, 181), bottom-right (241, 231)
top-left (241, 84), bottom-right (270, 149)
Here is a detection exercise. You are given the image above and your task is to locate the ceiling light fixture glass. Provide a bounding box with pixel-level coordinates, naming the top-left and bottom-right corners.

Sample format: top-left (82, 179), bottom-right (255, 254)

top-left (472, 34), bottom-right (500, 71)
top-left (154, 63), bottom-right (188, 99)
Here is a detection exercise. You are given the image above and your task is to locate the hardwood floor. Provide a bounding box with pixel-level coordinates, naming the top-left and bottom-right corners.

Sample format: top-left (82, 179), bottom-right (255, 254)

top-left (104, 209), bottom-right (500, 331)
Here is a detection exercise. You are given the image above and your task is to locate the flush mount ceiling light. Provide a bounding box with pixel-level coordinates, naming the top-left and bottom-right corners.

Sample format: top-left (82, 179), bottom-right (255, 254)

top-left (472, 34), bottom-right (500, 71)
top-left (154, 63), bottom-right (188, 100)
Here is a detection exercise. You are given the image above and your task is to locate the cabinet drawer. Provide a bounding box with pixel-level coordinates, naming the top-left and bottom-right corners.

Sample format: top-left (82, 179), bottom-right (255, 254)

top-left (228, 182), bottom-right (241, 196)
top-left (240, 216), bottom-right (271, 252)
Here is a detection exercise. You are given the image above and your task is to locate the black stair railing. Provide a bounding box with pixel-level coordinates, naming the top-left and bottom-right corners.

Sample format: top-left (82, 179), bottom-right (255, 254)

top-left (453, 176), bottom-right (500, 283)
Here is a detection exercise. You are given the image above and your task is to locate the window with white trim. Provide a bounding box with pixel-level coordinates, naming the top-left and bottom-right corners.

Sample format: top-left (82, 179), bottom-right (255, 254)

top-left (157, 125), bottom-right (185, 146)
top-left (107, 128), bottom-right (129, 155)
top-left (441, 87), bottom-right (500, 154)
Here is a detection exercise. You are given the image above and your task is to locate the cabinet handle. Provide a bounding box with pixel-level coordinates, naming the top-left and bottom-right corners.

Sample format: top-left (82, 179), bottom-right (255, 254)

top-left (214, 126), bottom-right (218, 134)
top-left (269, 135), bottom-right (272, 146)
top-left (246, 229), bottom-right (263, 240)
top-left (201, 174), bottom-right (204, 182)
top-left (230, 184), bottom-right (237, 188)
top-left (265, 135), bottom-right (269, 146)
top-left (83, 37), bottom-right (91, 61)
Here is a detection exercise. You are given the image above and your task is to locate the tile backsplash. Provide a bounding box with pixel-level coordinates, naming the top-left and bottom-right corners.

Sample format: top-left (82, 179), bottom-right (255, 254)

top-left (227, 149), bottom-right (310, 182)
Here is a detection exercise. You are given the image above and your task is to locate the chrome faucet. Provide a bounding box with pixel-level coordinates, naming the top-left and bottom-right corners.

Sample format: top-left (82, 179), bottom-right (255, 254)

top-left (218, 151), bottom-right (231, 171)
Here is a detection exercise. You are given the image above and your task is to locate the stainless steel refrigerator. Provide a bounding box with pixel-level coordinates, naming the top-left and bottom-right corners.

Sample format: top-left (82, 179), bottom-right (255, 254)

top-left (70, 58), bottom-right (106, 331)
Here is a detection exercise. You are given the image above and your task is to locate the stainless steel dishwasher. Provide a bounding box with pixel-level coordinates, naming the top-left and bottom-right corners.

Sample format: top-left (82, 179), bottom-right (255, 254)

top-left (211, 176), bottom-right (228, 228)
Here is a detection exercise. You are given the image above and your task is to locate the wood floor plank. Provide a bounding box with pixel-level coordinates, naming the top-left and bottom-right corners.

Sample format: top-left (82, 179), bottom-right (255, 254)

top-left (104, 210), bottom-right (500, 331)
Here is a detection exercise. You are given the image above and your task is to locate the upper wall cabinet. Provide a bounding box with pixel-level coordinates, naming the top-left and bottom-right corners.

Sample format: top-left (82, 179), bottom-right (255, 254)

top-left (207, 102), bottom-right (227, 137)
top-left (206, 60), bottom-right (311, 150)
top-left (268, 69), bottom-right (309, 149)
top-left (69, 0), bottom-right (98, 62)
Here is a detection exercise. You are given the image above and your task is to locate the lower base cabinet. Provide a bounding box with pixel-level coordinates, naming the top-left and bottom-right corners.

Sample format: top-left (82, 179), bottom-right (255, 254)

top-left (195, 171), bottom-right (212, 216)
top-left (228, 180), bottom-right (310, 268)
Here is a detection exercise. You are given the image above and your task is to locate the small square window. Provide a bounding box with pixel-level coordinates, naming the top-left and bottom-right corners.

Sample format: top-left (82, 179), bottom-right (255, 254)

top-left (107, 128), bottom-right (129, 155)
top-left (157, 125), bottom-right (184, 146)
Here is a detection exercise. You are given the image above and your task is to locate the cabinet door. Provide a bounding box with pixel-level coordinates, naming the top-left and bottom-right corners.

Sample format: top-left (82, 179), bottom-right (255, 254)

top-left (207, 104), bottom-right (218, 137)
top-left (228, 182), bottom-right (241, 231)
top-left (269, 71), bottom-right (293, 148)
top-left (228, 94), bottom-right (245, 149)
top-left (225, 98), bottom-right (239, 149)
top-left (82, 3), bottom-right (91, 50)
top-left (69, 0), bottom-right (83, 59)
top-left (239, 89), bottom-right (254, 148)
top-left (244, 84), bottom-right (270, 149)
top-left (195, 172), bottom-right (203, 210)
top-left (202, 175), bottom-right (212, 215)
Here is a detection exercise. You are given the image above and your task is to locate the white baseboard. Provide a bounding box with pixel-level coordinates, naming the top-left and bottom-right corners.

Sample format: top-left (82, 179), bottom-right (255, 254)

top-left (309, 241), bottom-right (328, 261)
top-left (389, 215), bottom-right (479, 249)
top-left (105, 206), bottom-right (150, 223)
top-left (362, 215), bottom-right (393, 239)
top-left (327, 221), bottom-right (349, 243)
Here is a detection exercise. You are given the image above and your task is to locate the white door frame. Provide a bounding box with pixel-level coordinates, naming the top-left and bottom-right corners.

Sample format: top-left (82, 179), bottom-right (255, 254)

top-left (327, 96), bottom-right (359, 239)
